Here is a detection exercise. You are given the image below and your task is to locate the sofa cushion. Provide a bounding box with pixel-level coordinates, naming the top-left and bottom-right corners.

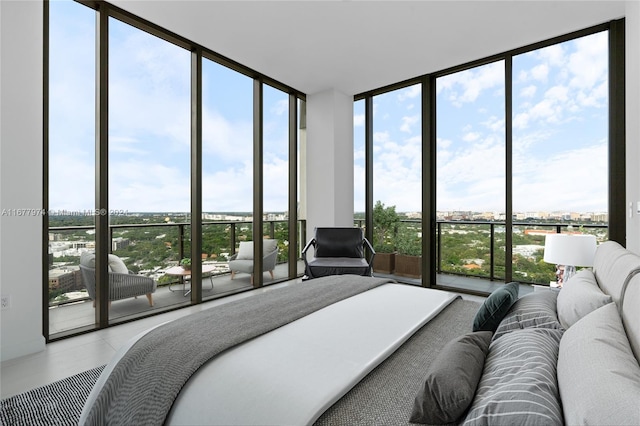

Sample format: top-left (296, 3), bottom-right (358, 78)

top-left (410, 331), bottom-right (492, 425)
top-left (558, 302), bottom-right (640, 426)
top-left (556, 269), bottom-right (612, 329)
top-left (80, 251), bottom-right (96, 268)
top-left (472, 282), bottom-right (519, 332)
top-left (236, 240), bottom-right (277, 260)
top-left (461, 328), bottom-right (564, 426)
top-left (493, 290), bottom-right (563, 341)
top-left (236, 241), bottom-right (254, 260)
top-left (107, 254), bottom-right (129, 274)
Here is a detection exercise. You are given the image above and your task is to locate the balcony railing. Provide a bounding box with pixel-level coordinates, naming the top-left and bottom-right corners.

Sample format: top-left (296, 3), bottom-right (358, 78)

top-left (356, 219), bottom-right (608, 285)
top-left (48, 219), bottom-right (307, 306)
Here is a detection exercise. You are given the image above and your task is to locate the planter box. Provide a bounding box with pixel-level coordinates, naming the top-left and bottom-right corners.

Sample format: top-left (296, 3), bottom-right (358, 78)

top-left (395, 254), bottom-right (422, 278)
top-left (373, 252), bottom-right (396, 274)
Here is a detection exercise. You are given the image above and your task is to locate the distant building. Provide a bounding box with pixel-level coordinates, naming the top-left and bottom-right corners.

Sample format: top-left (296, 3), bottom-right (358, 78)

top-left (48, 267), bottom-right (83, 292)
top-left (112, 237), bottom-right (130, 251)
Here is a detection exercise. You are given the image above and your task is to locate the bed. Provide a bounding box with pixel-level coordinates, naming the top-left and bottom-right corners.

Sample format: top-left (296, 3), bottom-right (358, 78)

top-left (80, 241), bottom-right (640, 425)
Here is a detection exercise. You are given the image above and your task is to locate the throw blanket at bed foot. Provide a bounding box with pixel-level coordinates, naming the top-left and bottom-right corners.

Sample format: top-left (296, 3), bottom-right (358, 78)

top-left (79, 275), bottom-right (393, 426)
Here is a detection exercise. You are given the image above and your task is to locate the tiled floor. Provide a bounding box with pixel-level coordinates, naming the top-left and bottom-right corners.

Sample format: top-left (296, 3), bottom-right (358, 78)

top-left (0, 274), bottom-right (489, 400)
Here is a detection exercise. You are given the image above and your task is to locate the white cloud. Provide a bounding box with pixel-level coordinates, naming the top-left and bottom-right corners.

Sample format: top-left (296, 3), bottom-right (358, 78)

top-left (531, 64), bottom-right (549, 81)
top-left (397, 84), bottom-right (421, 101)
top-left (463, 132), bottom-right (481, 142)
top-left (354, 113), bottom-right (365, 127)
top-left (400, 115), bottom-right (420, 133)
top-left (437, 61), bottom-right (504, 107)
top-left (520, 85), bottom-right (537, 98)
top-left (271, 99), bottom-right (289, 116)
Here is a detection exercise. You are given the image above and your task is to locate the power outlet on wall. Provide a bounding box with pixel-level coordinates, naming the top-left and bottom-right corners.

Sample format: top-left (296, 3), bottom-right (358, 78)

top-left (1, 295), bottom-right (11, 310)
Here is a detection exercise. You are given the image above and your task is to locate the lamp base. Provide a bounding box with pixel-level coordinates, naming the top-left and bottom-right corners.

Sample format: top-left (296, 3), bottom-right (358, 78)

top-left (562, 264), bottom-right (577, 284)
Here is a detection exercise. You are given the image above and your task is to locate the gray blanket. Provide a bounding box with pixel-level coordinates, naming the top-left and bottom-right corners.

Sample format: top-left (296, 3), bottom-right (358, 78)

top-left (80, 275), bottom-right (393, 426)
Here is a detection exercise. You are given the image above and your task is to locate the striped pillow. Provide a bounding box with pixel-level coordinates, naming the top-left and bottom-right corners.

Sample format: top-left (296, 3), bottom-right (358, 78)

top-left (493, 290), bottom-right (563, 341)
top-left (461, 328), bottom-right (564, 426)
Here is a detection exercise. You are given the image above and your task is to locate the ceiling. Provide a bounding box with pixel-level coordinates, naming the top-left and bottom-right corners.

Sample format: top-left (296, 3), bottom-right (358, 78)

top-left (111, 1), bottom-right (626, 96)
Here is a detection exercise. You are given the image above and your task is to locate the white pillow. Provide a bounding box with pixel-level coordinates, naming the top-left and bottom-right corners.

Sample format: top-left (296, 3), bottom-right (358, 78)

top-left (236, 241), bottom-right (254, 260)
top-left (557, 269), bottom-right (612, 329)
top-left (107, 254), bottom-right (129, 274)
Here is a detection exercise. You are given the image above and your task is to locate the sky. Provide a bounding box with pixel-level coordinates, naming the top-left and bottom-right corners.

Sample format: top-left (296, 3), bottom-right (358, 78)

top-left (50, 1), bottom-right (608, 216)
top-left (354, 31), bottom-right (608, 214)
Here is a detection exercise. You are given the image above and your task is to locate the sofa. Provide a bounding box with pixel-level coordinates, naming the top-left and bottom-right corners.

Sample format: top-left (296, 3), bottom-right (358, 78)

top-left (410, 240), bottom-right (640, 425)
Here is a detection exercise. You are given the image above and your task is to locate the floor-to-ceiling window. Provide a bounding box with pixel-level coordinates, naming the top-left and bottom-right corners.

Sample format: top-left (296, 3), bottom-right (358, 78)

top-left (263, 84), bottom-right (290, 283)
top-left (46, 0), bottom-right (304, 340)
top-left (436, 61), bottom-right (506, 281)
top-left (108, 16), bottom-right (192, 319)
top-left (47, 0), bottom-right (96, 335)
top-left (201, 58), bottom-right (254, 295)
top-left (512, 31), bottom-right (609, 284)
top-left (372, 84), bottom-right (422, 279)
top-left (357, 24), bottom-right (617, 291)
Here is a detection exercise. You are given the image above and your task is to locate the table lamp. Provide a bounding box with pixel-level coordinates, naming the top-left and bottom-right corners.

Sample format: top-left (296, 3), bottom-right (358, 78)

top-left (543, 234), bottom-right (597, 286)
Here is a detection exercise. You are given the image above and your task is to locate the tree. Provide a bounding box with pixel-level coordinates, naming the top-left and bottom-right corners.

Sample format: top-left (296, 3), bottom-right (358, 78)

top-left (372, 201), bottom-right (400, 253)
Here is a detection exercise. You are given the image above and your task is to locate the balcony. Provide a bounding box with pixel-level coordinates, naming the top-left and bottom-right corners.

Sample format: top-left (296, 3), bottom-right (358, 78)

top-left (48, 218), bottom-right (306, 337)
top-left (47, 216), bottom-right (607, 337)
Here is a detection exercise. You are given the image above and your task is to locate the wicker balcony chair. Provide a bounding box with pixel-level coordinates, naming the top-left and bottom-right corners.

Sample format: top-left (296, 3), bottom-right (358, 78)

top-left (79, 252), bottom-right (157, 307)
top-left (228, 239), bottom-right (278, 285)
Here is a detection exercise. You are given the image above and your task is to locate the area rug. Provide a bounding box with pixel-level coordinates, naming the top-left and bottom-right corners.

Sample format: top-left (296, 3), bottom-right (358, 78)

top-left (0, 365), bottom-right (104, 426)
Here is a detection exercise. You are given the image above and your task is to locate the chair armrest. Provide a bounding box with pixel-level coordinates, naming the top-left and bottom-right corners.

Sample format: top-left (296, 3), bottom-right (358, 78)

top-left (301, 238), bottom-right (317, 265)
top-left (229, 253), bottom-right (239, 262)
top-left (363, 237), bottom-right (376, 265)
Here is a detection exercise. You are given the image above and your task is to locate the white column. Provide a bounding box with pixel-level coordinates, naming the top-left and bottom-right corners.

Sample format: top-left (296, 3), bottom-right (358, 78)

top-left (0, 1), bottom-right (46, 360)
top-left (303, 89), bottom-right (354, 242)
top-left (626, 0), bottom-right (640, 254)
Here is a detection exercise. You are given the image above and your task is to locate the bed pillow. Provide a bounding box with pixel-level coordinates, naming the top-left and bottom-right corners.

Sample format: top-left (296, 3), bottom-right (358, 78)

top-left (557, 302), bottom-right (640, 426)
top-left (410, 331), bottom-right (493, 425)
top-left (461, 328), bottom-right (564, 426)
top-left (472, 282), bottom-right (519, 332)
top-left (556, 269), bottom-right (612, 329)
top-left (492, 290), bottom-right (563, 341)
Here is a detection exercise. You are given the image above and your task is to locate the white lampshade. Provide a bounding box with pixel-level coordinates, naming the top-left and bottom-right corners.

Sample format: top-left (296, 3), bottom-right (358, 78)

top-left (543, 234), bottom-right (597, 267)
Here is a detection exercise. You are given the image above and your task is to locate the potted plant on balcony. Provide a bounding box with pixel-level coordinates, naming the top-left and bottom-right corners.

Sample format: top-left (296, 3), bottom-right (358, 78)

top-left (180, 258), bottom-right (192, 271)
top-left (372, 201), bottom-right (400, 274)
top-left (395, 225), bottom-right (422, 278)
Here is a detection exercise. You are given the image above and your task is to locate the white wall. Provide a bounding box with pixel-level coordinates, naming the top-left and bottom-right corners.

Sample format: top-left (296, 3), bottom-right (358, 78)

top-left (626, 0), bottom-right (640, 255)
top-left (305, 89), bottom-right (355, 241)
top-left (0, 1), bottom-right (46, 361)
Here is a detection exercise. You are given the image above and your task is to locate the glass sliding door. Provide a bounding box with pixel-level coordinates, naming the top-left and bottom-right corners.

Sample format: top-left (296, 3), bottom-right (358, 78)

top-left (48, 0), bottom-right (96, 335)
top-left (108, 17), bottom-right (191, 319)
top-left (436, 61), bottom-right (506, 285)
top-left (201, 58), bottom-right (254, 295)
top-left (263, 84), bottom-right (290, 284)
top-left (512, 31), bottom-right (609, 284)
top-left (372, 84), bottom-right (422, 281)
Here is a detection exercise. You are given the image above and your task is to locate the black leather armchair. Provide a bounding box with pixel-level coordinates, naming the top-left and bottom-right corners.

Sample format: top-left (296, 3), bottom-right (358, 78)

top-left (302, 227), bottom-right (375, 279)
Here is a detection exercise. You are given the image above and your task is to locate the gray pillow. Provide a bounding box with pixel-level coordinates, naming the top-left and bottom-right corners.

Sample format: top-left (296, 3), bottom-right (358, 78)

top-left (472, 282), bottom-right (519, 332)
top-left (558, 302), bottom-right (640, 426)
top-left (461, 328), bottom-right (564, 426)
top-left (557, 269), bottom-right (612, 329)
top-left (493, 290), bottom-right (563, 342)
top-left (410, 331), bottom-right (493, 424)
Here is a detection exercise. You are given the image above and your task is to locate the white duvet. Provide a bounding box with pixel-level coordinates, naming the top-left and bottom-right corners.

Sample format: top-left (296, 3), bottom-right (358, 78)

top-left (164, 283), bottom-right (457, 425)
